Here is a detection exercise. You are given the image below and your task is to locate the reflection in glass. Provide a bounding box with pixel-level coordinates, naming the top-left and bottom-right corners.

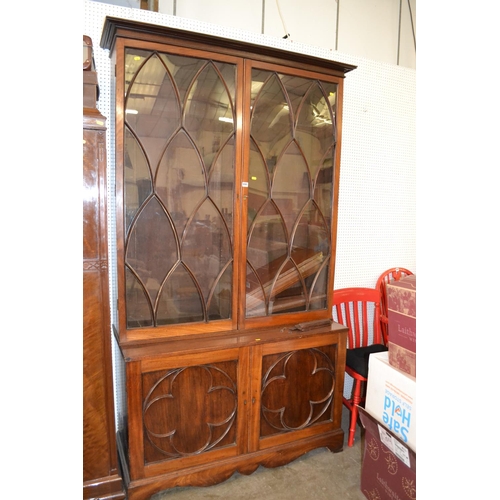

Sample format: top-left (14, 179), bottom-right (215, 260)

top-left (126, 197), bottom-right (178, 309)
top-left (156, 130), bottom-right (205, 237)
top-left (309, 262), bottom-right (329, 310)
top-left (182, 199), bottom-right (232, 303)
top-left (247, 139), bottom-right (269, 231)
top-left (123, 48), bottom-right (236, 328)
top-left (209, 136), bottom-right (235, 240)
top-left (296, 82), bottom-right (335, 180)
top-left (273, 142), bottom-right (309, 235)
top-left (184, 63), bottom-right (235, 170)
top-left (250, 72), bottom-right (292, 174)
top-left (246, 69), bottom-right (337, 317)
top-left (208, 264), bottom-right (233, 320)
top-left (157, 265), bottom-right (204, 325)
top-left (126, 267), bottom-right (153, 327)
top-left (126, 52), bottom-right (180, 174)
top-left (125, 127), bottom-right (152, 232)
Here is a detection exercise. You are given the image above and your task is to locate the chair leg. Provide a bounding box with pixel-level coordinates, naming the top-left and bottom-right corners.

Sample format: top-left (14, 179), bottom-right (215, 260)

top-left (348, 379), bottom-right (363, 447)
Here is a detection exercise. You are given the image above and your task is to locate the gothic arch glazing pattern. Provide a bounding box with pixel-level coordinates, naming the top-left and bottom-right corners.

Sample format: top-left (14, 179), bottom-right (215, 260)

top-left (246, 69), bottom-right (338, 317)
top-left (123, 48), bottom-right (237, 328)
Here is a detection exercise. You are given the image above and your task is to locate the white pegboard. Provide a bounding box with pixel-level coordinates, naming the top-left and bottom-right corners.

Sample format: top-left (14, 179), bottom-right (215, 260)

top-left (332, 55), bottom-right (415, 398)
top-left (83, 0), bottom-right (415, 426)
top-left (335, 54), bottom-right (416, 290)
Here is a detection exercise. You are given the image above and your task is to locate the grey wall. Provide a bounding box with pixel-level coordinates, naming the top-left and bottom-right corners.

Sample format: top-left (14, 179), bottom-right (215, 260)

top-left (89, 0), bottom-right (416, 68)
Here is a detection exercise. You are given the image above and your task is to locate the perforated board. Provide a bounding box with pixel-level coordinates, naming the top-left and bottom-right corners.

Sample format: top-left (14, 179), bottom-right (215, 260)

top-left (83, 0), bottom-right (416, 424)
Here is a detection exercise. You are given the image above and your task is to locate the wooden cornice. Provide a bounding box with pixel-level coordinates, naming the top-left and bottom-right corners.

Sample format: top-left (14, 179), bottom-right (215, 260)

top-left (100, 16), bottom-right (356, 77)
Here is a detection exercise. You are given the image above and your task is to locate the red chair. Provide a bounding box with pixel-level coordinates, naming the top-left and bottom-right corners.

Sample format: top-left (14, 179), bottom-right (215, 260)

top-left (375, 268), bottom-right (413, 345)
top-left (332, 287), bottom-right (387, 447)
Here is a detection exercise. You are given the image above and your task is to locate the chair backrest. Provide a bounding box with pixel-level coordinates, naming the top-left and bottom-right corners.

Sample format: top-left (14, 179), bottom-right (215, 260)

top-left (375, 267), bottom-right (413, 344)
top-left (332, 287), bottom-right (382, 349)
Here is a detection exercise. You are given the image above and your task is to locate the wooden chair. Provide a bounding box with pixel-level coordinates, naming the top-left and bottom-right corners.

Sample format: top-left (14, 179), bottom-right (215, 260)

top-left (332, 287), bottom-right (387, 447)
top-left (375, 268), bottom-right (413, 345)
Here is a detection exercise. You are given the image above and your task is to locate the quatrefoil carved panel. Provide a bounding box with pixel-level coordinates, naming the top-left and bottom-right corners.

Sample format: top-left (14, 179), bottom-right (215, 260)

top-left (142, 363), bottom-right (237, 461)
top-left (260, 347), bottom-right (335, 433)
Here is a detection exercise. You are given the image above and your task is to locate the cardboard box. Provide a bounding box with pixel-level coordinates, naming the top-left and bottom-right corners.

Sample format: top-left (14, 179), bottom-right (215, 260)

top-left (387, 274), bottom-right (416, 377)
top-left (359, 406), bottom-right (416, 500)
top-left (365, 351), bottom-right (416, 452)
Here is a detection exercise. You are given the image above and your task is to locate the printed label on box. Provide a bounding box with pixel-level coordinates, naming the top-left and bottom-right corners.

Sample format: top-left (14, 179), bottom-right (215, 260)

top-left (378, 424), bottom-right (394, 450)
top-left (382, 381), bottom-right (413, 445)
top-left (393, 439), bottom-right (411, 467)
top-left (388, 310), bottom-right (416, 351)
top-left (377, 423), bottom-right (411, 467)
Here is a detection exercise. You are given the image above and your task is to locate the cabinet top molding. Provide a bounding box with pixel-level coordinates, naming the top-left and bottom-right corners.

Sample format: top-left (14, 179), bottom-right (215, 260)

top-left (100, 16), bottom-right (356, 77)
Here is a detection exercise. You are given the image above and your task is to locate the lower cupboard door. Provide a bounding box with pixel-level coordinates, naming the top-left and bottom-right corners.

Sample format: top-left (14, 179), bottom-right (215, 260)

top-left (127, 349), bottom-right (246, 479)
top-left (256, 340), bottom-right (342, 449)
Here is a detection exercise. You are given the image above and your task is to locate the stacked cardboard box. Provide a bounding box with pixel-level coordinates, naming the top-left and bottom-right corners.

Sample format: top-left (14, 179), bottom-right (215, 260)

top-left (359, 351), bottom-right (417, 499)
top-left (386, 274), bottom-right (416, 377)
top-left (365, 351), bottom-right (416, 451)
top-left (358, 274), bottom-right (417, 499)
top-left (358, 406), bottom-right (416, 500)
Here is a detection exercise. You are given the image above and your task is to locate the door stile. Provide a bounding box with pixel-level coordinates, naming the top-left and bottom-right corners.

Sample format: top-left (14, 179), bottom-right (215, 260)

top-left (126, 360), bottom-right (145, 480)
top-left (247, 342), bottom-right (263, 451)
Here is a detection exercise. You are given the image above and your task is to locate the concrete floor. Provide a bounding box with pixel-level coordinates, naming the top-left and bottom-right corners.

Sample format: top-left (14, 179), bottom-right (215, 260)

top-left (151, 407), bottom-right (366, 500)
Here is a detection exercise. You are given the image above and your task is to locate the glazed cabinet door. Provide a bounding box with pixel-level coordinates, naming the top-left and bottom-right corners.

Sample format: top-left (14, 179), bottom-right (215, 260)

top-left (126, 347), bottom-right (250, 482)
top-left (248, 331), bottom-right (346, 455)
top-left (115, 38), bottom-right (243, 343)
top-left (242, 61), bottom-right (343, 328)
